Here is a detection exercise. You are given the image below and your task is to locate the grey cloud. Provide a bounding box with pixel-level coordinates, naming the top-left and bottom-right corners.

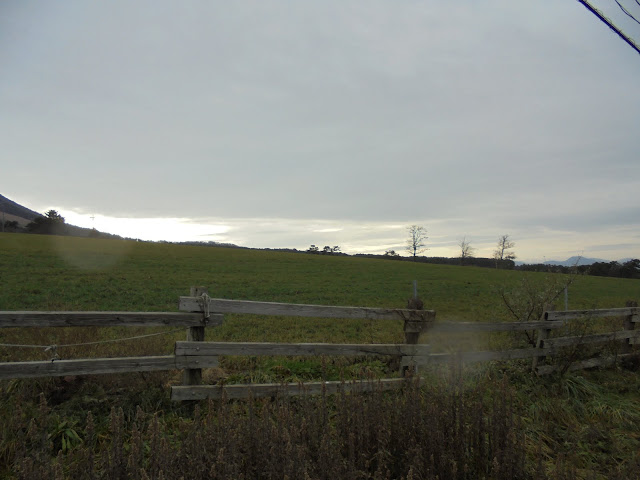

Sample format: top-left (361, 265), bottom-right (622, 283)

top-left (1, 0), bottom-right (639, 261)
top-left (585, 243), bottom-right (639, 254)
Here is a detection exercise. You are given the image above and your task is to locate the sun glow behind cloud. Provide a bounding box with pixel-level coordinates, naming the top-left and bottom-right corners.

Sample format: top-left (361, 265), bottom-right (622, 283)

top-left (59, 210), bottom-right (230, 243)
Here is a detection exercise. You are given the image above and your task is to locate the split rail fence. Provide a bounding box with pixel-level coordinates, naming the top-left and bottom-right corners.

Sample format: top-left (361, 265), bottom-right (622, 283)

top-left (0, 287), bottom-right (637, 401)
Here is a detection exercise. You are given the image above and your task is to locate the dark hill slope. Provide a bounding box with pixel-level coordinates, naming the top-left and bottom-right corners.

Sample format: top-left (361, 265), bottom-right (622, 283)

top-left (0, 194), bottom-right (42, 221)
top-left (0, 194), bottom-right (123, 239)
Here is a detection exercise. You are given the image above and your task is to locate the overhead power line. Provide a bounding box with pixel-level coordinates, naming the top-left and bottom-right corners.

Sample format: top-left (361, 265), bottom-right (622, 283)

top-left (577, 0), bottom-right (640, 56)
top-left (614, 0), bottom-right (640, 25)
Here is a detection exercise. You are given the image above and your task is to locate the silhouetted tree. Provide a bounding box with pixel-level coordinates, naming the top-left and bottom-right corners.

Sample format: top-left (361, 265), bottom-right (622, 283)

top-left (589, 259), bottom-right (640, 279)
top-left (2, 220), bottom-right (19, 232)
top-left (621, 259), bottom-right (640, 279)
top-left (406, 225), bottom-right (428, 260)
top-left (458, 236), bottom-right (475, 264)
top-left (494, 234), bottom-right (516, 268)
top-left (26, 210), bottom-right (67, 235)
top-left (319, 245), bottom-right (341, 255)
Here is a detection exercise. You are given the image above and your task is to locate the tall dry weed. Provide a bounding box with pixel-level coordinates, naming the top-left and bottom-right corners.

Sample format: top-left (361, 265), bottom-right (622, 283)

top-left (6, 373), bottom-right (639, 479)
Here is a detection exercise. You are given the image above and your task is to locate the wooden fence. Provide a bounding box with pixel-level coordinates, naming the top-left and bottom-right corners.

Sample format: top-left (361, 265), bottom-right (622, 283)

top-left (0, 288), bottom-right (637, 401)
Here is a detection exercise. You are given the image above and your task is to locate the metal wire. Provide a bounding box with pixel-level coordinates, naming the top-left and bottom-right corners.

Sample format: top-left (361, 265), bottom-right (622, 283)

top-left (0, 327), bottom-right (185, 350)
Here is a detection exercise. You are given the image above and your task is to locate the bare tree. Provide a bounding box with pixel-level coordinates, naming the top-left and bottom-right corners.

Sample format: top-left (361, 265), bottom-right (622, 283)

top-left (493, 234), bottom-right (516, 267)
top-left (497, 273), bottom-right (577, 347)
top-left (406, 225), bottom-right (428, 259)
top-left (458, 236), bottom-right (475, 264)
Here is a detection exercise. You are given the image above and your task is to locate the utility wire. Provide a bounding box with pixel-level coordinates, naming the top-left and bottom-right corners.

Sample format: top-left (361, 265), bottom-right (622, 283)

top-left (0, 327), bottom-right (185, 353)
top-left (615, 0), bottom-right (640, 25)
top-left (577, 0), bottom-right (640, 55)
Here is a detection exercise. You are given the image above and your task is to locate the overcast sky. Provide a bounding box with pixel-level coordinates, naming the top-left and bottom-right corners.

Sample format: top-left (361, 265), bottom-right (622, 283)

top-left (2, 1), bottom-right (639, 262)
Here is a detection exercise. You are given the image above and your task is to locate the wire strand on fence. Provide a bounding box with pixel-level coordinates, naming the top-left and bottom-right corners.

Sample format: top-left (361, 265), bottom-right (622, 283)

top-left (0, 327), bottom-right (186, 351)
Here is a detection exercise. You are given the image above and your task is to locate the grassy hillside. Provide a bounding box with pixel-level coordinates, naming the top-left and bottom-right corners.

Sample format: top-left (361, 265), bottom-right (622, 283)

top-left (2, 232), bottom-right (636, 314)
top-left (1, 233), bottom-right (639, 478)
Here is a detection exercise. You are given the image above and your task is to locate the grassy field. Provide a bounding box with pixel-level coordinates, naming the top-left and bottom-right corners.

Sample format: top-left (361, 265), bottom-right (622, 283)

top-left (0, 233), bottom-right (639, 478)
top-left (2, 232), bottom-right (636, 317)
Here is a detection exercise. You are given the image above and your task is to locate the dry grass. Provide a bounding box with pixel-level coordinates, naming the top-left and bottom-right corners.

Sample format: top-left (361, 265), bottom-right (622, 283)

top-left (8, 373), bottom-right (532, 480)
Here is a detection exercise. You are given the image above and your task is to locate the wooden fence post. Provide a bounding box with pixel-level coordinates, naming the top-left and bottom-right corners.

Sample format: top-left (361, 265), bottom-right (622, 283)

top-left (183, 286), bottom-right (208, 386)
top-left (402, 296), bottom-right (434, 376)
top-left (622, 300), bottom-right (638, 354)
top-left (532, 304), bottom-right (555, 372)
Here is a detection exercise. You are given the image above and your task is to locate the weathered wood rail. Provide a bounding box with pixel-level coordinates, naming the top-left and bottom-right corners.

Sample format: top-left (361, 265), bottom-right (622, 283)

top-left (0, 289), bottom-right (637, 401)
top-left (530, 300), bottom-right (639, 375)
top-left (171, 298), bottom-right (638, 400)
top-left (0, 289), bottom-right (435, 384)
top-left (0, 312), bottom-right (222, 328)
top-left (173, 378), bottom-right (414, 401)
top-left (178, 297), bottom-right (429, 321)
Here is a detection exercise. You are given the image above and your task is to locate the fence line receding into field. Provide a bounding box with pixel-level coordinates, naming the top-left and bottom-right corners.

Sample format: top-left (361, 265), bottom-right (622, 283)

top-left (0, 288), bottom-right (637, 400)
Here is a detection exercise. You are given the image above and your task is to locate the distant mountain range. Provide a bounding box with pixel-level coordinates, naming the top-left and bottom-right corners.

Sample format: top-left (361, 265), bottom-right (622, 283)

top-left (516, 256), bottom-right (633, 267)
top-left (543, 256), bottom-right (607, 267)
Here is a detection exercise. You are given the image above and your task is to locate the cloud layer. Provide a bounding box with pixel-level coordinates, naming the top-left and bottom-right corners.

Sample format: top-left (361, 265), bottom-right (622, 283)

top-left (2, 0), bottom-right (639, 262)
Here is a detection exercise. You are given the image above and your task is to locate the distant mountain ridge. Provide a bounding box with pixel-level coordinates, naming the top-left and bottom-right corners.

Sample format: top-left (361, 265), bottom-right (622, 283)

top-left (533, 256), bottom-right (637, 267)
top-left (0, 194), bottom-right (42, 221)
top-left (543, 256), bottom-right (607, 267)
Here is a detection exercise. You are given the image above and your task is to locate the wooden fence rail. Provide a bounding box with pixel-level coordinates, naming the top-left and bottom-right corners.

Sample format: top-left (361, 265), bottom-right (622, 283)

top-left (0, 290), bottom-right (637, 400)
top-left (531, 300), bottom-right (638, 374)
top-left (545, 307), bottom-right (638, 321)
top-left (175, 341), bottom-right (431, 357)
top-left (0, 356), bottom-right (177, 380)
top-left (172, 378), bottom-right (413, 401)
top-left (178, 297), bottom-right (434, 321)
top-left (540, 330), bottom-right (640, 349)
top-left (0, 312), bottom-right (221, 328)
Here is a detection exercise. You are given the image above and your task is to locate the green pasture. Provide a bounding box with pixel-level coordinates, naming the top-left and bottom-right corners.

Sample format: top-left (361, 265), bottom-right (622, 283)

top-left (1, 232), bottom-right (636, 315)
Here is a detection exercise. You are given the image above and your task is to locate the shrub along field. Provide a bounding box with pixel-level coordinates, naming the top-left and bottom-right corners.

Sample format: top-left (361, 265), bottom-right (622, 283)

top-left (0, 233), bottom-right (639, 478)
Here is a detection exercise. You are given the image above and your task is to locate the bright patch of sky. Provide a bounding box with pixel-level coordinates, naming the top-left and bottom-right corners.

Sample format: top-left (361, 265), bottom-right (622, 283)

top-left (60, 210), bottom-right (230, 244)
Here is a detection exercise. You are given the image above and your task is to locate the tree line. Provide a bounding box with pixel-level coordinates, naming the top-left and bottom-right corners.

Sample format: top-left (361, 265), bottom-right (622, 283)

top-left (306, 245), bottom-right (343, 255)
top-left (404, 225), bottom-right (516, 268)
top-left (2, 209), bottom-right (70, 235)
top-left (517, 259), bottom-right (640, 279)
